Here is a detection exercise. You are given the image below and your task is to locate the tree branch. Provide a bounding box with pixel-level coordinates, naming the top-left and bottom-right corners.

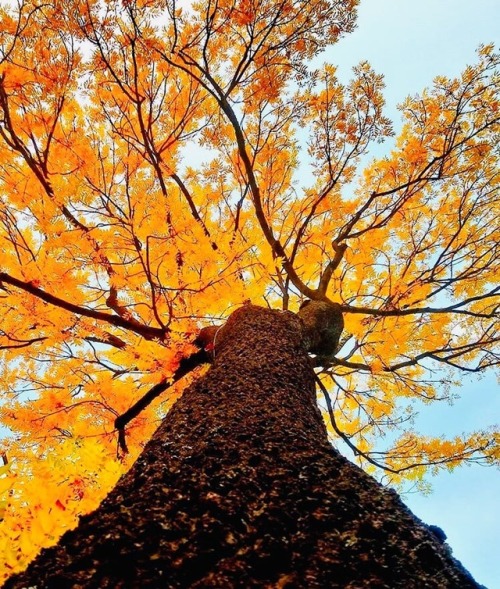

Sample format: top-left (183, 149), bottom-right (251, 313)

top-left (114, 326), bottom-right (218, 452)
top-left (317, 242), bottom-right (348, 296)
top-left (315, 375), bottom-right (493, 474)
top-left (0, 272), bottom-right (167, 341)
top-left (341, 286), bottom-right (499, 317)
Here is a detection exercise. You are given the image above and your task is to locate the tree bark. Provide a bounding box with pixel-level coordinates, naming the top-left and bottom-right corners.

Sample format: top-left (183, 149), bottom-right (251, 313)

top-left (3, 305), bottom-right (482, 588)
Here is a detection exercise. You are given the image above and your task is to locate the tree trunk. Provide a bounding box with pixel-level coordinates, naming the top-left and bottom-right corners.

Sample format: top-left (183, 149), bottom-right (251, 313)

top-left (3, 305), bottom-right (481, 588)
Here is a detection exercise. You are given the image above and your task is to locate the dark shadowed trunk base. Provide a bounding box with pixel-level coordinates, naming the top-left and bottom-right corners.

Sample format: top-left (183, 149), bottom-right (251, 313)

top-left (3, 305), bottom-right (482, 588)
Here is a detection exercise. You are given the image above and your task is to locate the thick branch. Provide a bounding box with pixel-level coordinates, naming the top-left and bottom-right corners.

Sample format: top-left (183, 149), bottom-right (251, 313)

top-left (114, 328), bottom-right (216, 452)
top-left (218, 95), bottom-right (318, 299)
top-left (317, 242), bottom-right (348, 296)
top-left (0, 272), bottom-right (167, 341)
top-left (85, 334), bottom-right (127, 349)
top-left (341, 287), bottom-right (499, 318)
top-left (170, 173), bottom-right (218, 250)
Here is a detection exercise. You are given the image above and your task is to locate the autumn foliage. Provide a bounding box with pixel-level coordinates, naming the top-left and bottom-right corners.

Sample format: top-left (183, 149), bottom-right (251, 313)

top-left (0, 0), bottom-right (498, 579)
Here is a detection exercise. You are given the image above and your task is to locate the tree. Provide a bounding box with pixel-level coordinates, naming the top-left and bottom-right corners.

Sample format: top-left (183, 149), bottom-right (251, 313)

top-left (0, 0), bottom-right (498, 583)
top-left (2, 304), bottom-right (484, 588)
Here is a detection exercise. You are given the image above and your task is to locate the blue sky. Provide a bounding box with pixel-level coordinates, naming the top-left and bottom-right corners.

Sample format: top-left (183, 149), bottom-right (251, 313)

top-left (325, 2), bottom-right (499, 587)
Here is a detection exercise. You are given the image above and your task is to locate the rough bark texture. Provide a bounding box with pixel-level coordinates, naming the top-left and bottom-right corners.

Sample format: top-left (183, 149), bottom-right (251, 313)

top-left (3, 305), bottom-right (482, 588)
top-left (297, 300), bottom-right (344, 363)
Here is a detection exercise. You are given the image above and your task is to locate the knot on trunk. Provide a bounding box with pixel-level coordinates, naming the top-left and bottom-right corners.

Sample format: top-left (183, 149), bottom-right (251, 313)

top-left (298, 300), bottom-right (344, 364)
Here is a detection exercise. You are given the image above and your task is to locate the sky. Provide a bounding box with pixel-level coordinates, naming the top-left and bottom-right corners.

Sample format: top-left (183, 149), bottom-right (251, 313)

top-left (325, 2), bottom-right (499, 587)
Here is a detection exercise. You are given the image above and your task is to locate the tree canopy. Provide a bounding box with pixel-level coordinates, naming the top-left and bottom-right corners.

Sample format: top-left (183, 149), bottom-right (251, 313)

top-left (0, 0), bottom-right (498, 579)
